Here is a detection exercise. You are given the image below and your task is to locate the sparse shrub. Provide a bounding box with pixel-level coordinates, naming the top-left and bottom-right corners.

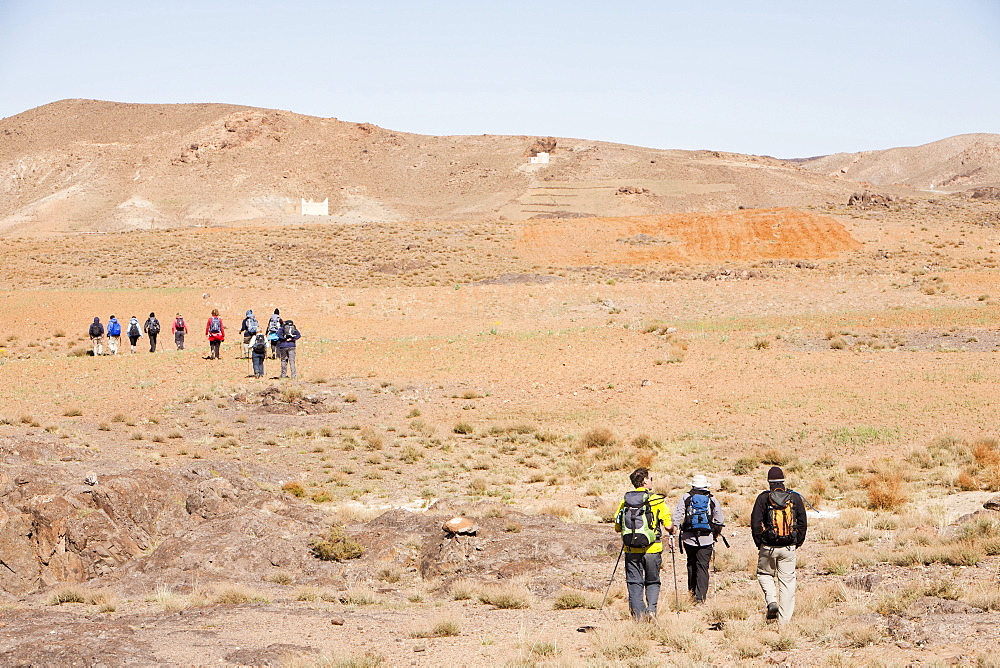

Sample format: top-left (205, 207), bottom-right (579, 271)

top-left (311, 490), bottom-right (333, 503)
top-left (862, 469), bottom-right (908, 510)
top-left (376, 567), bottom-right (402, 584)
top-left (282, 481), bottom-right (306, 498)
top-left (450, 580), bottom-right (476, 600)
top-left (582, 427), bottom-right (615, 448)
top-left (462, 390), bottom-right (482, 400)
top-left (343, 393), bottom-right (358, 403)
top-left (753, 337), bottom-right (771, 350)
top-left (213, 585), bottom-right (269, 605)
top-left (553, 590), bottom-right (600, 609)
top-left (829, 337), bottom-right (848, 350)
top-left (339, 588), bottom-right (378, 606)
top-left (759, 448), bottom-right (786, 466)
top-left (504, 521), bottom-right (522, 533)
top-left (360, 427), bottom-right (383, 449)
top-left (400, 444), bottom-right (422, 464)
top-left (453, 422), bottom-right (473, 435)
top-left (478, 583), bottom-right (530, 609)
top-left (406, 408), bottom-right (421, 418)
top-left (410, 618), bottom-right (461, 638)
top-left (266, 573), bottom-right (293, 586)
top-left (732, 456), bottom-right (757, 475)
top-left (592, 622), bottom-right (649, 660)
top-left (48, 588), bottom-right (86, 605)
top-left (311, 526), bottom-right (364, 561)
top-left (469, 477), bottom-right (488, 494)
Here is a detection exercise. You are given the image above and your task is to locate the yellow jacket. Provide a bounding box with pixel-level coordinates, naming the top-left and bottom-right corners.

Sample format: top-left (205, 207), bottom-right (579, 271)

top-left (613, 487), bottom-right (672, 554)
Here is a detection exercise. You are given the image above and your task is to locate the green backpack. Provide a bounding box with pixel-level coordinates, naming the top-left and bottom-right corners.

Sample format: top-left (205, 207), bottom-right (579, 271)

top-left (617, 491), bottom-right (661, 548)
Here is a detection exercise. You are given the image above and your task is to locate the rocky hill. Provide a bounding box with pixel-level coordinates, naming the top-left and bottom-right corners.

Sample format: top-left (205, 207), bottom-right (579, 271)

top-left (800, 133), bottom-right (1000, 192)
top-left (0, 99), bottom-right (862, 237)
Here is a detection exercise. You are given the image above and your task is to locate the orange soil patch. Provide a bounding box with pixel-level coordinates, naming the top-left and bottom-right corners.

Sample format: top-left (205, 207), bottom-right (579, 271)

top-left (514, 208), bottom-right (862, 266)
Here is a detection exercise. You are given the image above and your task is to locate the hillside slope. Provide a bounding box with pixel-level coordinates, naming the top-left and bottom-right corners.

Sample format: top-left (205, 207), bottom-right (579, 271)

top-left (800, 133), bottom-right (1000, 192)
top-left (0, 99), bottom-right (859, 236)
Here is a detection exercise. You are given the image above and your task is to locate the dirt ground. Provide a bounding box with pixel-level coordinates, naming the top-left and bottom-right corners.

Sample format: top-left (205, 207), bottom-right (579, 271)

top-left (3, 196), bottom-right (1000, 666)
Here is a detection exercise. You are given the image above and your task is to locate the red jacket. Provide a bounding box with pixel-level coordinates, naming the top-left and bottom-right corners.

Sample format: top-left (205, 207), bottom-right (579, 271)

top-left (205, 317), bottom-right (225, 341)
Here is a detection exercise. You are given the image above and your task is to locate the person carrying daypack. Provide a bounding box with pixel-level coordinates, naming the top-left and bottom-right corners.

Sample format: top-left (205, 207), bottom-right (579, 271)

top-left (205, 309), bottom-right (225, 360)
top-left (88, 317), bottom-right (104, 356)
top-left (250, 332), bottom-right (267, 378)
top-left (266, 309), bottom-right (283, 359)
top-left (172, 313), bottom-right (188, 350)
top-left (613, 467), bottom-right (673, 621)
top-left (144, 312), bottom-right (160, 353)
top-left (106, 315), bottom-right (121, 355)
top-left (750, 466), bottom-right (808, 625)
top-left (673, 475), bottom-right (725, 604)
top-left (239, 310), bottom-right (259, 359)
top-left (275, 318), bottom-right (301, 379)
top-left (127, 316), bottom-right (142, 353)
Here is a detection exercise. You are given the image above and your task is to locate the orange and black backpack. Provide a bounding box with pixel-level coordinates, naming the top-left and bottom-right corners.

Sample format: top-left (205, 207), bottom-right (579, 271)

top-left (763, 489), bottom-right (797, 546)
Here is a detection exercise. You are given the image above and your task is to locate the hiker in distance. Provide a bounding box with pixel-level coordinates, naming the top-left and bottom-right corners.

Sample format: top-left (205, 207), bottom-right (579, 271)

top-left (127, 316), bottom-right (142, 353)
top-left (106, 315), bottom-right (122, 355)
top-left (674, 474), bottom-right (725, 604)
top-left (614, 467), bottom-right (673, 621)
top-left (250, 330), bottom-right (268, 378)
top-left (266, 309), bottom-right (283, 359)
top-left (205, 309), bottom-right (225, 360)
top-left (144, 312), bottom-right (161, 352)
top-left (751, 466), bottom-right (808, 625)
top-left (88, 317), bottom-right (104, 356)
top-left (275, 318), bottom-right (301, 379)
top-left (172, 313), bottom-right (188, 350)
top-left (239, 310), bottom-right (260, 359)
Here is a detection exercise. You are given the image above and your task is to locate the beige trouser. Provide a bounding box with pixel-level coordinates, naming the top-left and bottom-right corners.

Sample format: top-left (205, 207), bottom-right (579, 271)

top-left (91, 336), bottom-right (103, 356)
top-left (757, 545), bottom-right (796, 624)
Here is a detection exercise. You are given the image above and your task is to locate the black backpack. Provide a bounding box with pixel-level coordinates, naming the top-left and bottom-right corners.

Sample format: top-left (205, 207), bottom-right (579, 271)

top-left (129, 322), bottom-right (140, 337)
top-left (282, 320), bottom-right (297, 339)
top-left (147, 318), bottom-right (160, 334)
top-left (251, 333), bottom-right (267, 353)
top-left (89, 322), bottom-right (102, 337)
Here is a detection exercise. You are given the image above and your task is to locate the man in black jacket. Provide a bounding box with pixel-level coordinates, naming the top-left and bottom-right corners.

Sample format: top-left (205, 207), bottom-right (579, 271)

top-left (750, 466), bottom-right (807, 625)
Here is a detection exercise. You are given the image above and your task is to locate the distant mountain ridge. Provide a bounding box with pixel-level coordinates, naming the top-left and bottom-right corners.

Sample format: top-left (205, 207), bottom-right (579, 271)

top-left (1, 99), bottom-right (992, 237)
top-left (799, 134), bottom-right (1000, 191)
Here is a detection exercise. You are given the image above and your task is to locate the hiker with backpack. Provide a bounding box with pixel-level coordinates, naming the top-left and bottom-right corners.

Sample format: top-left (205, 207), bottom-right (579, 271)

top-left (673, 475), bottom-right (725, 604)
top-left (275, 318), bottom-right (301, 379)
top-left (106, 315), bottom-right (122, 355)
top-left (127, 316), bottom-right (142, 353)
top-left (205, 309), bottom-right (225, 360)
top-left (266, 309), bottom-right (283, 359)
top-left (144, 312), bottom-right (161, 352)
top-left (239, 310), bottom-right (259, 359)
top-left (88, 317), bottom-right (104, 356)
top-left (614, 467), bottom-right (673, 621)
top-left (751, 466), bottom-right (808, 625)
top-left (172, 313), bottom-right (188, 350)
top-left (250, 332), bottom-right (268, 378)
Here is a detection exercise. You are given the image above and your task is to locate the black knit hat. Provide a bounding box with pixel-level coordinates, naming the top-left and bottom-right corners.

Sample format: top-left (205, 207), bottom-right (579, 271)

top-left (767, 466), bottom-right (785, 482)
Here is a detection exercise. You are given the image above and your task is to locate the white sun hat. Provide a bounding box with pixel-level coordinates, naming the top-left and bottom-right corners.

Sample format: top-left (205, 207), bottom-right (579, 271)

top-left (690, 475), bottom-right (711, 490)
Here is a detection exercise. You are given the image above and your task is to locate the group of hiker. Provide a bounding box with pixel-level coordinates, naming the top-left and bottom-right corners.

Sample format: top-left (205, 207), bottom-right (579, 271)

top-left (85, 308), bottom-right (302, 379)
top-left (614, 466), bottom-right (807, 625)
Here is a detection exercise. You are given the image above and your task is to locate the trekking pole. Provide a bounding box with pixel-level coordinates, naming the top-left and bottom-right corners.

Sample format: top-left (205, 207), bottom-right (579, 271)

top-left (599, 545), bottom-right (624, 612)
top-left (669, 536), bottom-right (680, 615)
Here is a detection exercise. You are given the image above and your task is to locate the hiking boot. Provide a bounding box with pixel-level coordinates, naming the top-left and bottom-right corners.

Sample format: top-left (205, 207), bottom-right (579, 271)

top-left (766, 602), bottom-right (779, 620)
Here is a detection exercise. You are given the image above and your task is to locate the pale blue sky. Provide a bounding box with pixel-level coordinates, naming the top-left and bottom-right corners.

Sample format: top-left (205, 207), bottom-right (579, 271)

top-left (1, 0), bottom-right (998, 157)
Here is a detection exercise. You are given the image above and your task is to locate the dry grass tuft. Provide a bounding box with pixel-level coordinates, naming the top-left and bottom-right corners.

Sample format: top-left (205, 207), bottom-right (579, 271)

top-left (581, 427), bottom-right (616, 449)
top-left (478, 582), bottom-right (530, 609)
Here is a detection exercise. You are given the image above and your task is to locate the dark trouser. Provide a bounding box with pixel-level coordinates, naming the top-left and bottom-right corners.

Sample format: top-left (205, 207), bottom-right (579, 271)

top-left (683, 543), bottom-right (714, 603)
top-left (278, 347), bottom-right (296, 378)
top-left (209, 340), bottom-right (221, 359)
top-left (269, 340), bottom-right (278, 359)
top-left (149, 333), bottom-right (158, 352)
top-left (175, 332), bottom-right (185, 349)
top-left (624, 551), bottom-right (661, 620)
top-left (128, 335), bottom-right (140, 349)
top-left (252, 351), bottom-right (265, 377)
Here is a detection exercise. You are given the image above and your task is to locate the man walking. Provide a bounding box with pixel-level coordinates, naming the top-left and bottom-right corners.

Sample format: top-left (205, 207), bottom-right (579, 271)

top-left (144, 312), bottom-right (161, 352)
top-left (674, 474), bottom-right (724, 604)
top-left (88, 317), bottom-right (104, 356)
top-left (239, 310), bottom-right (259, 359)
top-left (172, 313), bottom-right (188, 350)
top-left (751, 466), bottom-right (807, 624)
top-left (106, 315), bottom-right (121, 355)
top-left (614, 467), bottom-right (672, 621)
top-left (275, 318), bottom-right (301, 379)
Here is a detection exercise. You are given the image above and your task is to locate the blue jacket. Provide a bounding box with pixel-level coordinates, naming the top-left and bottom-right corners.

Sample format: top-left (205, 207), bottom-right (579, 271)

top-left (107, 317), bottom-right (121, 337)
